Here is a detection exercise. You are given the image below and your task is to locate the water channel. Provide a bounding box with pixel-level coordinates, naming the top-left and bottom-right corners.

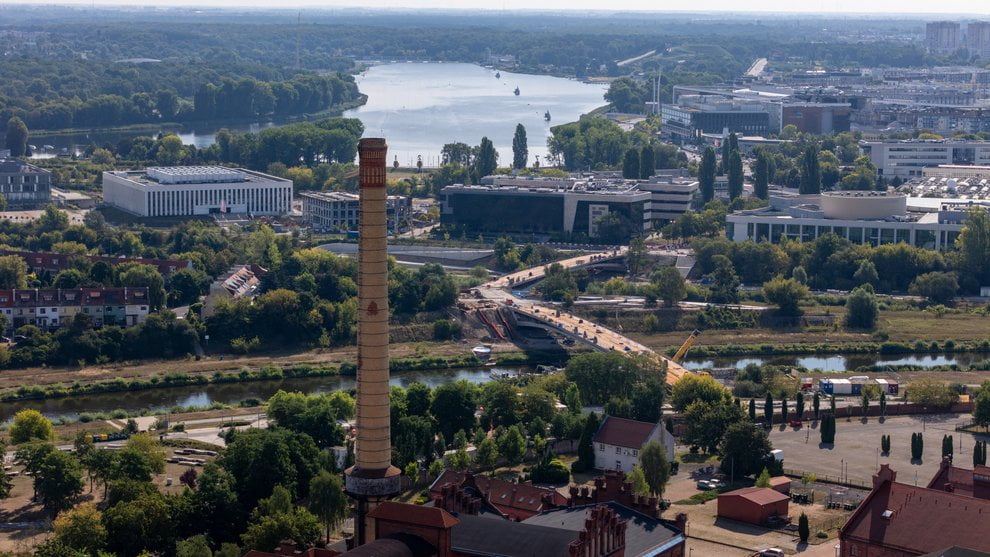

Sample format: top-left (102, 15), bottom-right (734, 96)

top-left (0, 366), bottom-right (517, 423)
top-left (5, 351), bottom-right (989, 422)
top-left (30, 63), bottom-right (607, 165)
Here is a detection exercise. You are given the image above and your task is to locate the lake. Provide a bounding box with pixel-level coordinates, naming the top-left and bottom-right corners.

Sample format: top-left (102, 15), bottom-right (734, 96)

top-left (343, 62), bottom-right (607, 166)
top-left (30, 63), bottom-right (607, 164)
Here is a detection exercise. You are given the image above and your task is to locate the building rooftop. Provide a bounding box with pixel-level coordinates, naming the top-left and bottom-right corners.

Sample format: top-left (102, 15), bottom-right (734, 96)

top-left (451, 513), bottom-right (577, 557)
top-left (107, 167), bottom-right (288, 187)
top-left (842, 465), bottom-right (990, 555)
top-left (719, 487), bottom-right (791, 506)
top-left (0, 159), bottom-right (49, 175)
top-left (429, 470), bottom-right (567, 520)
top-left (593, 415), bottom-right (658, 449)
top-left (524, 502), bottom-right (684, 557)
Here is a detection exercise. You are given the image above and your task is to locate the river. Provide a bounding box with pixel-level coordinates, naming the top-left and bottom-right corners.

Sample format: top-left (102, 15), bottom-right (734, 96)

top-left (0, 366), bottom-right (520, 423)
top-left (29, 63), bottom-right (607, 164)
top-left (682, 352), bottom-right (990, 373)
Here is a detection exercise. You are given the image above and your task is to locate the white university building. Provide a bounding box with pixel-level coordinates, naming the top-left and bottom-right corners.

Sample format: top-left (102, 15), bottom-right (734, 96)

top-left (103, 166), bottom-right (293, 217)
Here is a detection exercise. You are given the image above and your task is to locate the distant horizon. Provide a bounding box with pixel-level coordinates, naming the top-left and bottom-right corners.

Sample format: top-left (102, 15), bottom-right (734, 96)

top-left (4, 1), bottom-right (990, 17)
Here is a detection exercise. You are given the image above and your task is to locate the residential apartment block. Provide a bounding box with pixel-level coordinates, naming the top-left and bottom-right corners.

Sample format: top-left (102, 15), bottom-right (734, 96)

top-left (0, 249), bottom-right (193, 276)
top-left (0, 287), bottom-right (151, 332)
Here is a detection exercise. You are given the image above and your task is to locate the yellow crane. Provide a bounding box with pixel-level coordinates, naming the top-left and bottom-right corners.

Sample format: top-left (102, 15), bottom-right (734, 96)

top-left (672, 329), bottom-right (701, 364)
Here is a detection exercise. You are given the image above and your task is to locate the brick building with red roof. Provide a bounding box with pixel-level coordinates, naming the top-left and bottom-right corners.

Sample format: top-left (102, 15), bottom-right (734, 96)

top-left (839, 463), bottom-right (990, 556)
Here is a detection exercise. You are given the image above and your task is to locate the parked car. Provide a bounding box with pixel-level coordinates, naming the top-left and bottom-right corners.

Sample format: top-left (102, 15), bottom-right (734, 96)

top-left (696, 480), bottom-right (713, 490)
top-left (789, 420), bottom-right (803, 428)
top-left (707, 479), bottom-right (722, 489)
top-left (761, 549), bottom-right (785, 557)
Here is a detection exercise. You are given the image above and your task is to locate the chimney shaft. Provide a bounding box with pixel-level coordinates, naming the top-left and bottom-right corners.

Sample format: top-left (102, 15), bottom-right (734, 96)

top-left (345, 138), bottom-right (401, 546)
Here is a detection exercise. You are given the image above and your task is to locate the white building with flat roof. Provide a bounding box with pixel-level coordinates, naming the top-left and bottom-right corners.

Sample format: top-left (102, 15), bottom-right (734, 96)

top-left (102, 166), bottom-right (292, 217)
top-left (861, 139), bottom-right (990, 179)
top-left (727, 191), bottom-right (971, 251)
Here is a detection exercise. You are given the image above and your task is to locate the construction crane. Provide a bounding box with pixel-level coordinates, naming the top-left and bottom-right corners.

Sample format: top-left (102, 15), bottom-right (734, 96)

top-left (672, 329), bottom-right (701, 364)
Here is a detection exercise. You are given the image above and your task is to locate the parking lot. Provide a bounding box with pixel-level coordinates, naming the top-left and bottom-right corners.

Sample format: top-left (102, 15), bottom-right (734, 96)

top-left (768, 413), bottom-right (982, 487)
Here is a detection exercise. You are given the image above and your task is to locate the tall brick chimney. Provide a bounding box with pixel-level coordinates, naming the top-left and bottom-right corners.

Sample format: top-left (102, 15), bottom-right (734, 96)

top-left (345, 138), bottom-right (401, 545)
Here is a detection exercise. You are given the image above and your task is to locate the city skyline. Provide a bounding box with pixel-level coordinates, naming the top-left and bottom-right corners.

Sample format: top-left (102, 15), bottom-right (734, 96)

top-left (8, 0), bottom-right (990, 15)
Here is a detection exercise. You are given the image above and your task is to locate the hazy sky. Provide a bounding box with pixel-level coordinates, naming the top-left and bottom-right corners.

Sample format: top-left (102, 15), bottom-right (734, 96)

top-left (13, 0), bottom-right (990, 15)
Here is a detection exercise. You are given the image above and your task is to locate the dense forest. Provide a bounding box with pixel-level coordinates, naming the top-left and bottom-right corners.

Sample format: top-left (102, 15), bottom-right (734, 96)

top-left (0, 6), bottom-right (975, 135)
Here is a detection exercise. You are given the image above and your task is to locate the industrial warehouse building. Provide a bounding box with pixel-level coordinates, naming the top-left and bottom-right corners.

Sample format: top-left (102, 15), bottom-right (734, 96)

top-left (726, 190), bottom-right (972, 251)
top-left (102, 166), bottom-right (293, 217)
top-left (299, 191), bottom-right (412, 234)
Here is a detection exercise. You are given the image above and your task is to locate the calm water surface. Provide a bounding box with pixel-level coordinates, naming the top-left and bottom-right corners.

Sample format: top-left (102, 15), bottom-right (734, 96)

top-left (343, 62), bottom-right (607, 165)
top-left (0, 366), bottom-right (519, 423)
top-left (31, 63), bottom-right (607, 163)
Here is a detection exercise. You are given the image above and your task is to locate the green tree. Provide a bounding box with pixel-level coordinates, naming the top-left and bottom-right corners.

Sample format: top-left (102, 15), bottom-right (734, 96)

top-left (762, 276), bottom-right (809, 317)
top-left (780, 396), bottom-right (789, 423)
top-left (5, 116), bottom-right (29, 157)
top-left (308, 471), bottom-right (348, 543)
top-left (846, 284), bottom-right (879, 329)
top-left (512, 123), bottom-right (528, 169)
top-left (974, 388), bottom-right (990, 430)
top-left (820, 413), bottom-right (836, 445)
top-left (670, 373), bottom-right (726, 410)
top-left (177, 536), bottom-right (213, 557)
top-left (475, 437), bottom-right (499, 474)
top-left (720, 421), bottom-right (774, 478)
top-left (755, 467), bottom-right (771, 487)
top-left (10, 409), bottom-right (55, 444)
top-left (813, 392), bottom-right (821, 419)
top-left (622, 148), bottom-right (640, 179)
top-left (682, 396), bottom-right (745, 453)
top-left (241, 486), bottom-right (321, 551)
top-left (651, 267), bottom-right (687, 307)
top-left (639, 440), bottom-right (671, 496)
top-left (626, 466), bottom-right (650, 495)
top-left (119, 264), bottom-right (167, 310)
top-left (193, 463), bottom-right (245, 544)
top-left (879, 391), bottom-right (887, 418)
top-left (0, 255), bottom-right (29, 290)
top-left (909, 272), bottom-right (959, 304)
top-left (795, 392), bottom-right (805, 421)
top-left (727, 150), bottom-right (743, 200)
top-left (0, 440), bottom-right (10, 500)
top-left (798, 512), bottom-right (810, 543)
top-left (53, 503), bottom-right (106, 555)
top-left (907, 377), bottom-right (957, 409)
top-left (752, 149), bottom-right (770, 200)
top-left (708, 255), bottom-right (740, 304)
top-left (575, 412), bottom-right (601, 472)
top-left (36, 450), bottom-right (84, 517)
top-left (764, 392), bottom-right (774, 424)
top-left (473, 136), bottom-right (498, 180)
top-left (748, 398), bottom-right (757, 421)
top-left (800, 146), bottom-right (821, 194)
top-left (853, 260), bottom-right (879, 287)
top-left (498, 425), bottom-right (527, 465)
top-left (957, 208), bottom-right (990, 288)
top-left (640, 145), bottom-right (655, 179)
top-left (430, 381), bottom-right (479, 442)
top-left (699, 147), bottom-right (716, 203)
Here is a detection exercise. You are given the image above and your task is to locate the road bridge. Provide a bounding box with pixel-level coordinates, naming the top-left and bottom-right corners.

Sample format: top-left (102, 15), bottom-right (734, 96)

top-left (470, 248), bottom-right (693, 385)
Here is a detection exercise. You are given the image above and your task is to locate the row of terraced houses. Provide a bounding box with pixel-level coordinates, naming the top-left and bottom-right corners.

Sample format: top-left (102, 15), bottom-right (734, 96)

top-left (0, 287), bottom-right (151, 332)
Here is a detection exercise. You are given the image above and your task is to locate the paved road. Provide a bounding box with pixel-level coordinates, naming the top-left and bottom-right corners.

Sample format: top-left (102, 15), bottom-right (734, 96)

top-left (470, 247), bottom-right (693, 384)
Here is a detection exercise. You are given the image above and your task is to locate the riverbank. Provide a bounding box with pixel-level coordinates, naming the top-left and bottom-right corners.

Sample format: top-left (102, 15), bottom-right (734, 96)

top-left (0, 341), bottom-right (570, 404)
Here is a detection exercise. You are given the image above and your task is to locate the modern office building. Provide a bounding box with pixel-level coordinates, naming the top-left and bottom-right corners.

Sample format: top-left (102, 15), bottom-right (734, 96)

top-left (781, 103), bottom-right (852, 135)
top-left (299, 191), bottom-right (412, 234)
top-left (440, 182), bottom-right (650, 240)
top-left (661, 98), bottom-right (774, 143)
top-left (637, 170), bottom-right (700, 222)
top-left (861, 139), bottom-right (990, 179)
top-left (102, 166), bottom-right (292, 217)
top-left (926, 21), bottom-right (961, 55)
top-left (0, 287), bottom-right (151, 332)
top-left (726, 191), bottom-right (972, 251)
top-left (0, 159), bottom-right (51, 209)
